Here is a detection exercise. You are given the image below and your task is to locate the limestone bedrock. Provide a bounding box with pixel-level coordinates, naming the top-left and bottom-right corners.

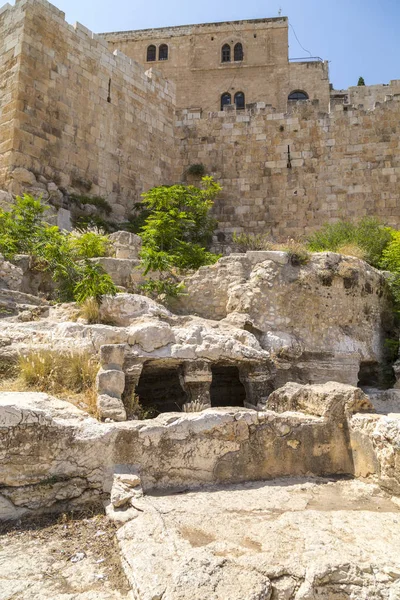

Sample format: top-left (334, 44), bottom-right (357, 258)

top-left (1, 383), bottom-right (400, 521)
top-left (118, 479), bottom-right (400, 600)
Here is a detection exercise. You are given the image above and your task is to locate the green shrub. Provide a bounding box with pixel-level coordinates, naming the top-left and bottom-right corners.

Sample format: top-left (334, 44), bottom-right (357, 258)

top-left (0, 194), bottom-right (117, 304)
top-left (69, 229), bottom-right (110, 258)
top-left (307, 217), bottom-right (393, 267)
top-left (186, 163), bottom-right (206, 177)
top-left (138, 177), bottom-right (222, 297)
top-left (70, 194), bottom-right (112, 215)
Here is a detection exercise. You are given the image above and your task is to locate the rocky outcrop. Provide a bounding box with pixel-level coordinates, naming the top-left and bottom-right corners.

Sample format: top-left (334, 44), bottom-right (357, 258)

top-left (2, 383), bottom-right (399, 520)
top-left (172, 251), bottom-right (394, 387)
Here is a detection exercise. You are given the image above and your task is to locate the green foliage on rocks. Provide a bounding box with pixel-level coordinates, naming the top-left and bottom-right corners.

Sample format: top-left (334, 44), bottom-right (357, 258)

top-left (307, 217), bottom-right (393, 268)
top-left (357, 76), bottom-right (366, 86)
top-left (0, 194), bottom-right (117, 304)
top-left (138, 177), bottom-right (222, 298)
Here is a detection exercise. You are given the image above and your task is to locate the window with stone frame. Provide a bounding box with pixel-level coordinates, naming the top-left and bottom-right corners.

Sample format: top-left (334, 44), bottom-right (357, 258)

top-left (159, 44), bottom-right (168, 61)
top-left (234, 91), bottom-right (245, 109)
top-left (221, 92), bottom-right (231, 110)
top-left (288, 90), bottom-right (309, 101)
top-left (147, 45), bottom-right (156, 62)
top-left (234, 43), bottom-right (244, 61)
top-left (221, 44), bottom-right (231, 63)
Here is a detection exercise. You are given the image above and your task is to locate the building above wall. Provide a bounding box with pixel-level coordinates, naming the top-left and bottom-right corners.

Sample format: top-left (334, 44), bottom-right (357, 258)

top-left (100, 17), bottom-right (331, 113)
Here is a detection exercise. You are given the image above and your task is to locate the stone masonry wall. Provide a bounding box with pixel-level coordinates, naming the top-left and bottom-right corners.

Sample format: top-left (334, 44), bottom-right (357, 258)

top-left (177, 91), bottom-right (400, 240)
top-left (0, 3), bottom-right (24, 186)
top-left (0, 0), bottom-right (178, 218)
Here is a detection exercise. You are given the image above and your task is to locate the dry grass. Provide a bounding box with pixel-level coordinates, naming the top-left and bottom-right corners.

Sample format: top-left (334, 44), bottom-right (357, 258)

top-left (182, 400), bottom-right (209, 413)
top-left (78, 297), bottom-right (101, 324)
top-left (272, 239), bottom-right (310, 265)
top-left (0, 349), bottom-right (100, 417)
top-left (336, 243), bottom-right (367, 260)
top-left (232, 232), bottom-right (272, 252)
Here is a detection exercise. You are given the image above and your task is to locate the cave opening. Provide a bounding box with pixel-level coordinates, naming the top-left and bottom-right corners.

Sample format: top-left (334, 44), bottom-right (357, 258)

top-left (210, 365), bottom-right (246, 407)
top-left (135, 364), bottom-right (188, 414)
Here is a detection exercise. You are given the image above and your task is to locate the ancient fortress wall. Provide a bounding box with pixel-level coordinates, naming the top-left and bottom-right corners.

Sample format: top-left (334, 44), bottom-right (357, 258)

top-left (177, 90), bottom-right (400, 241)
top-left (0, 0), bottom-right (399, 236)
top-left (0, 0), bottom-right (178, 216)
top-left (0, 3), bottom-right (25, 185)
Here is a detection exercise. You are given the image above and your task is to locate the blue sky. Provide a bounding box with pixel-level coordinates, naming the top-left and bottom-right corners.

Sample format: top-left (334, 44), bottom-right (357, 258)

top-left (19, 0), bottom-right (400, 90)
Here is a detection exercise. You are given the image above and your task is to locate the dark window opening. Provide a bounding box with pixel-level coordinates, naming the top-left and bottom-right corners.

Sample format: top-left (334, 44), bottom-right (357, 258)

top-left (234, 43), bottom-right (243, 61)
top-left (221, 44), bottom-right (231, 63)
top-left (159, 44), bottom-right (168, 61)
top-left (135, 365), bottom-right (187, 414)
top-left (221, 92), bottom-right (231, 110)
top-left (147, 45), bottom-right (156, 62)
top-left (288, 90), bottom-right (309, 101)
top-left (358, 360), bottom-right (393, 389)
top-left (234, 91), bottom-right (245, 109)
top-left (107, 78), bottom-right (111, 103)
top-left (210, 365), bottom-right (246, 407)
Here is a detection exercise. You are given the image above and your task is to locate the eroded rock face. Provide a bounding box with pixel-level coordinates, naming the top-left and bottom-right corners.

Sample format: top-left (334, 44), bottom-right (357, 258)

top-left (173, 252), bottom-right (394, 387)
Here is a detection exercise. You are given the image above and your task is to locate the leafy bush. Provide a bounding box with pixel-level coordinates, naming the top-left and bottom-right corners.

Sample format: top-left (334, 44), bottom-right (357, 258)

top-left (138, 177), bottom-right (222, 297)
top-left (186, 163), bottom-right (206, 177)
top-left (69, 228), bottom-right (110, 258)
top-left (69, 194), bottom-right (112, 215)
top-left (0, 194), bottom-right (117, 304)
top-left (307, 217), bottom-right (393, 267)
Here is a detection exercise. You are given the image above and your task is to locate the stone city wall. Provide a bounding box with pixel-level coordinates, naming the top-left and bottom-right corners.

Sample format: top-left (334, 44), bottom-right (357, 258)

top-left (0, 0), bottom-right (178, 218)
top-left (177, 90), bottom-right (400, 240)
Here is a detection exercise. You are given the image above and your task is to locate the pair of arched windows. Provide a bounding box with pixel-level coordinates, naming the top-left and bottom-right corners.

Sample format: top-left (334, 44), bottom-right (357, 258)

top-left (221, 91), bottom-right (245, 111)
top-left (221, 43), bottom-right (243, 63)
top-left (147, 44), bottom-right (168, 62)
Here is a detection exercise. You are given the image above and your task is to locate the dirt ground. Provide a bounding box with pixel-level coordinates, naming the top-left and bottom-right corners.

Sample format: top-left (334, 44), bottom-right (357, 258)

top-left (0, 509), bottom-right (132, 599)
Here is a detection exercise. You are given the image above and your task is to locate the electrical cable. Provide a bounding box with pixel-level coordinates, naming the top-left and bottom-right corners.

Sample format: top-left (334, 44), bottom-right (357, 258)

top-left (289, 22), bottom-right (312, 57)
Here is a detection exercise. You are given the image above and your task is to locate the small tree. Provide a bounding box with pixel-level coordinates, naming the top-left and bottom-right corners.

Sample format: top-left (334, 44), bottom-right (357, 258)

top-left (139, 176), bottom-right (222, 297)
top-left (357, 76), bottom-right (365, 86)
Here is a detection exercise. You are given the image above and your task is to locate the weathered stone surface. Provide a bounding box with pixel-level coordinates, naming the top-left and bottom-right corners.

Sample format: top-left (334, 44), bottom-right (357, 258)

top-left (97, 394), bottom-right (127, 422)
top-left (127, 320), bottom-right (175, 352)
top-left (99, 293), bottom-right (171, 326)
top-left (173, 252), bottom-right (393, 387)
top-left (118, 479), bottom-right (400, 600)
top-left (267, 381), bottom-right (374, 417)
top-left (96, 369), bottom-right (125, 399)
top-left (0, 255), bottom-right (23, 291)
top-left (100, 343), bottom-right (128, 370)
top-left (90, 257), bottom-right (144, 291)
top-left (109, 231), bottom-right (142, 259)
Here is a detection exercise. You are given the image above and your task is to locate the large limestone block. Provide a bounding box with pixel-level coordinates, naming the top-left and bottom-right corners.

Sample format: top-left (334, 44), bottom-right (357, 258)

top-left (97, 394), bottom-right (127, 422)
top-left (109, 231), bottom-right (142, 259)
top-left (0, 255), bottom-right (23, 291)
top-left (100, 294), bottom-right (170, 326)
top-left (127, 320), bottom-right (175, 352)
top-left (96, 368), bottom-right (125, 398)
top-left (10, 167), bottom-right (37, 185)
top-left (266, 381), bottom-right (374, 418)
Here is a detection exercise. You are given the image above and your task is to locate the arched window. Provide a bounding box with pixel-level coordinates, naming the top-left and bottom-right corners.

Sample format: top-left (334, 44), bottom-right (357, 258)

top-left (159, 44), bottom-right (168, 61)
top-left (288, 90), bottom-right (309, 101)
top-left (221, 44), bottom-right (231, 63)
top-left (221, 92), bottom-right (231, 110)
top-left (234, 91), bottom-right (245, 109)
top-left (147, 45), bottom-right (156, 62)
top-left (234, 43), bottom-right (243, 61)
